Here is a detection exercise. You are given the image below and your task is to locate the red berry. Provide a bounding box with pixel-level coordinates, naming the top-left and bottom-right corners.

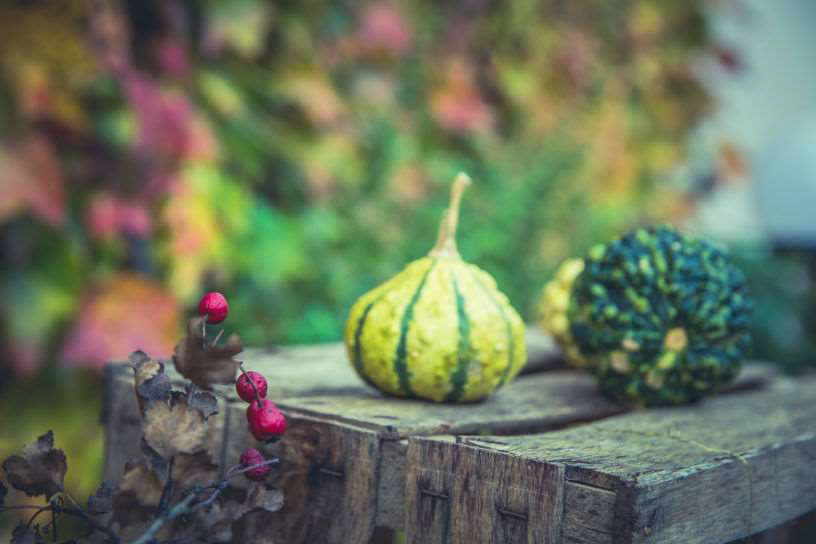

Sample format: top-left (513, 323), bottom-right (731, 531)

top-left (198, 291), bottom-right (229, 324)
top-left (247, 399), bottom-right (287, 441)
top-left (239, 447), bottom-right (271, 481)
top-left (236, 371), bottom-right (268, 403)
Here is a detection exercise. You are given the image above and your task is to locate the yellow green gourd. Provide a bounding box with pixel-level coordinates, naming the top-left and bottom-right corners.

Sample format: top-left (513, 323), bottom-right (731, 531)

top-left (344, 173), bottom-right (526, 403)
top-left (536, 258), bottom-right (588, 367)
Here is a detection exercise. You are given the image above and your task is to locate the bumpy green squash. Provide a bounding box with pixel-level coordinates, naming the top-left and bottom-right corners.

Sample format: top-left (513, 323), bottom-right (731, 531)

top-left (568, 226), bottom-right (752, 406)
top-left (536, 257), bottom-right (587, 367)
top-left (344, 173), bottom-right (526, 403)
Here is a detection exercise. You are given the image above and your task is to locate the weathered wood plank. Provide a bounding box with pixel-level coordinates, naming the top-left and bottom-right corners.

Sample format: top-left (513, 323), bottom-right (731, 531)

top-left (408, 375), bottom-right (816, 544)
top-left (267, 415), bottom-right (381, 543)
top-left (102, 330), bottom-right (777, 544)
top-left (276, 369), bottom-right (624, 439)
top-left (265, 369), bottom-right (624, 543)
top-left (101, 365), bottom-right (144, 484)
top-left (406, 436), bottom-right (565, 544)
top-left (269, 364), bottom-right (771, 543)
top-left (376, 440), bottom-right (409, 528)
top-left (272, 362), bottom-right (774, 439)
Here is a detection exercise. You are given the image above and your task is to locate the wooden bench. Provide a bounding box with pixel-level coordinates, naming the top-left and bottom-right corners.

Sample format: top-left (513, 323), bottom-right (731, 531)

top-left (102, 329), bottom-right (815, 543)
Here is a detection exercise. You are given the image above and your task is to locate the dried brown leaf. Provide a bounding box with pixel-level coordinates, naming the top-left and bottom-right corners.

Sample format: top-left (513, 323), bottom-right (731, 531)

top-left (131, 351), bottom-right (170, 415)
top-left (136, 365), bottom-right (171, 403)
top-left (143, 399), bottom-right (208, 459)
top-left (140, 439), bottom-right (170, 483)
top-left (118, 458), bottom-right (163, 505)
top-left (111, 458), bottom-right (162, 527)
top-left (234, 484), bottom-right (284, 518)
top-left (185, 384), bottom-right (219, 419)
top-left (111, 520), bottom-right (156, 542)
top-left (1, 431), bottom-right (66, 499)
top-left (129, 349), bottom-right (151, 367)
top-left (173, 316), bottom-right (242, 387)
top-left (203, 502), bottom-right (235, 543)
top-left (172, 450), bottom-right (219, 491)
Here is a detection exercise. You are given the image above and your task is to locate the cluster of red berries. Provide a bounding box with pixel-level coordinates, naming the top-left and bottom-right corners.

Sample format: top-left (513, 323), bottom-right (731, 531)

top-left (197, 291), bottom-right (287, 482)
top-left (238, 370), bottom-right (287, 442)
top-left (238, 370), bottom-right (286, 481)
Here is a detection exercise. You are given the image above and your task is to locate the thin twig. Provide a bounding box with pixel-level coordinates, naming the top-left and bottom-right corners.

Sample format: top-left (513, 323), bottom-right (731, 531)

top-left (61, 492), bottom-right (121, 544)
top-left (1, 504), bottom-right (55, 511)
top-left (3, 502), bottom-right (120, 544)
top-left (128, 492), bottom-right (197, 544)
top-left (51, 505), bottom-right (57, 542)
top-left (26, 503), bottom-right (51, 528)
top-left (159, 457), bottom-right (176, 513)
top-left (218, 396), bottom-right (232, 479)
top-left (61, 491), bottom-right (83, 512)
top-left (226, 458), bottom-right (280, 479)
top-left (127, 458), bottom-right (279, 544)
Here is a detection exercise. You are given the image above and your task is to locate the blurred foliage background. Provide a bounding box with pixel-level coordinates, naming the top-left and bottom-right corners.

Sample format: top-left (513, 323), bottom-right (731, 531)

top-left (1, 0), bottom-right (814, 537)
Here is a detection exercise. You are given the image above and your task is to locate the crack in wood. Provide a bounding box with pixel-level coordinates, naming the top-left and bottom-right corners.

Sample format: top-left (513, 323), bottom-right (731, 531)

top-left (420, 489), bottom-right (450, 500)
top-left (496, 506), bottom-right (528, 521)
top-left (566, 479), bottom-right (615, 494)
top-left (319, 467), bottom-right (345, 479)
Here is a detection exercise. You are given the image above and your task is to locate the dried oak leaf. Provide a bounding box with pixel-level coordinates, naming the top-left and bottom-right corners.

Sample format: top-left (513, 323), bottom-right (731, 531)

top-left (1, 431), bottom-right (67, 499)
top-left (132, 351), bottom-right (171, 407)
top-left (173, 316), bottom-right (242, 387)
top-left (143, 398), bottom-right (208, 459)
top-left (87, 481), bottom-right (114, 514)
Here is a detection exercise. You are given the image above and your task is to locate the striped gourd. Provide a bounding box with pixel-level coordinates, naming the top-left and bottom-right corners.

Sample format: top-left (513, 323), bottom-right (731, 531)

top-left (344, 173), bottom-right (526, 403)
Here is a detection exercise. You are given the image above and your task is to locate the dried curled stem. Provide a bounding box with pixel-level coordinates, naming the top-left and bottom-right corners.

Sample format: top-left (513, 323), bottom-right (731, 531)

top-left (429, 172), bottom-right (472, 259)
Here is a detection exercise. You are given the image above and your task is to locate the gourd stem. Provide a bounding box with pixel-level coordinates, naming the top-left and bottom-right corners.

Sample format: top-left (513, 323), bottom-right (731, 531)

top-left (429, 172), bottom-right (472, 258)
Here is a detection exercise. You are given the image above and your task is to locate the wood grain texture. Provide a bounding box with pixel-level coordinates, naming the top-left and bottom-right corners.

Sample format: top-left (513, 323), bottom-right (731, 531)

top-left (406, 437), bottom-right (565, 544)
top-left (276, 369), bottom-right (625, 439)
top-left (376, 440), bottom-right (409, 528)
top-left (415, 375), bottom-right (816, 544)
top-left (272, 363), bottom-right (773, 440)
top-left (266, 416), bottom-right (381, 543)
top-left (101, 364), bottom-right (143, 484)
